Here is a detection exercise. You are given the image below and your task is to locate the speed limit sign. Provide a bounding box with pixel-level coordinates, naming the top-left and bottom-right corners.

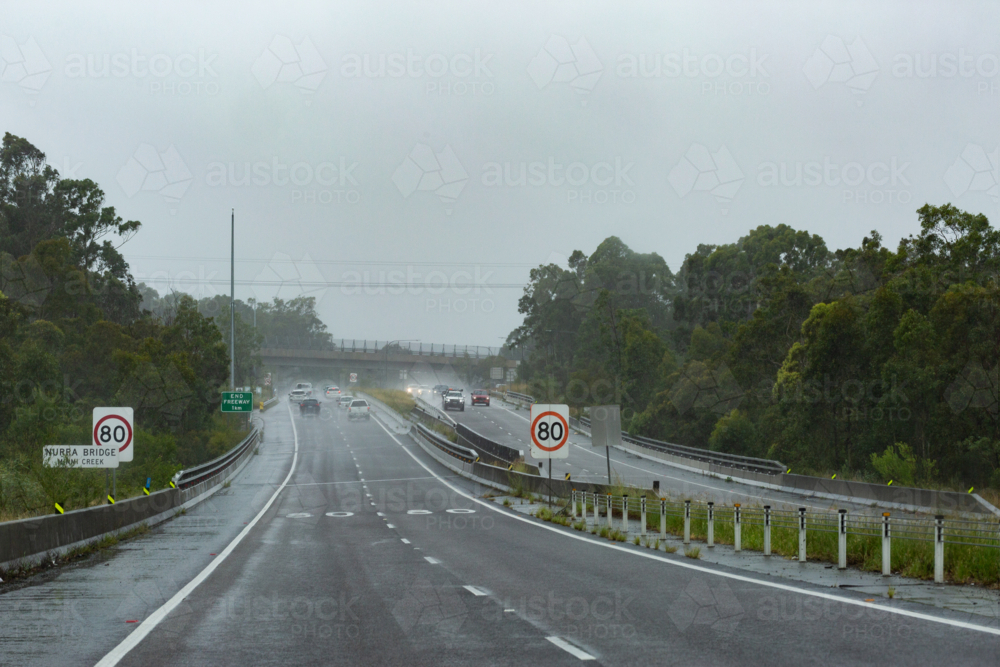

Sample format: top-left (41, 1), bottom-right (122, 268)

top-left (529, 404), bottom-right (569, 459)
top-left (93, 407), bottom-right (134, 462)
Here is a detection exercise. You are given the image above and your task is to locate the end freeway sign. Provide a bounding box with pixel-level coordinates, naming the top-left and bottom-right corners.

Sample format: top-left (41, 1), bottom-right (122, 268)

top-left (221, 391), bottom-right (254, 413)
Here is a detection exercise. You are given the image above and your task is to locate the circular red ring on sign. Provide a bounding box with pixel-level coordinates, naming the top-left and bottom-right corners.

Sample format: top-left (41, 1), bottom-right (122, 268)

top-left (531, 411), bottom-right (569, 451)
top-left (94, 414), bottom-right (133, 452)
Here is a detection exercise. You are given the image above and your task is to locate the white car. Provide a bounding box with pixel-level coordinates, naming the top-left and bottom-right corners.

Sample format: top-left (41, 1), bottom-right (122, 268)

top-left (289, 389), bottom-right (307, 403)
top-left (348, 399), bottom-right (371, 420)
top-left (294, 382), bottom-right (313, 397)
top-left (325, 386), bottom-right (341, 398)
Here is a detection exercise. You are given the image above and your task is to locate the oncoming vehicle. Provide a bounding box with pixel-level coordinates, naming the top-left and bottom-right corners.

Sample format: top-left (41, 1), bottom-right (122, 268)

top-left (406, 384), bottom-right (419, 394)
top-left (471, 390), bottom-right (490, 406)
top-left (443, 390), bottom-right (465, 412)
top-left (348, 399), bottom-right (371, 420)
top-left (299, 398), bottom-right (321, 416)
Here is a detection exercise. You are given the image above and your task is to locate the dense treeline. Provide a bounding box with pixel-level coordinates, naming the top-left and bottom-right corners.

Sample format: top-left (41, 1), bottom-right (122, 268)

top-left (0, 133), bottom-right (245, 516)
top-left (508, 206), bottom-right (1000, 490)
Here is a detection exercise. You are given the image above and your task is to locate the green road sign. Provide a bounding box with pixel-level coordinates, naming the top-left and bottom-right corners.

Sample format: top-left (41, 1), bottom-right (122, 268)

top-left (221, 391), bottom-right (254, 412)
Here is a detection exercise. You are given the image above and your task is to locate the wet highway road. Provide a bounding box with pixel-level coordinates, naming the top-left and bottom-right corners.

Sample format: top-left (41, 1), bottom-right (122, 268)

top-left (4, 401), bottom-right (999, 666)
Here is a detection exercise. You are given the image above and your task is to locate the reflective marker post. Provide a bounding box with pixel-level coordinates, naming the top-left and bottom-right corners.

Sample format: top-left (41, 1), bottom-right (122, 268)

top-left (798, 508), bottom-right (807, 562)
top-left (763, 506), bottom-right (771, 556)
top-left (622, 495), bottom-right (629, 534)
top-left (934, 515), bottom-right (944, 583)
top-left (640, 496), bottom-right (646, 537)
top-left (882, 512), bottom-right (892, 576)
top-left (838, 510), bottom-right (847, 570)
top-left (733, 503), bottom-right (741, 552)
top-left (707, 502), bottom-right (714, 548)
top-left (660, 498), bottom-right (667, 538)
top-left (606, 495), bottom-right (612, 529)
top-left (684, 500), bottom-right (691, 544)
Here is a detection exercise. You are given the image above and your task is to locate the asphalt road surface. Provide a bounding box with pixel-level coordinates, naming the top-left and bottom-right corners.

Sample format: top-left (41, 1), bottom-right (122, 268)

top-left (4, 401), bottom-right (998, 666)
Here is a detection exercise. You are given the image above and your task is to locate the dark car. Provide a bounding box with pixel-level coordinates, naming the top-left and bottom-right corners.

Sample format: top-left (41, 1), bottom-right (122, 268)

top-left (299, 398), bottom-right (321, 416)
top-left (471, 390), bottom-right (490, 406)
top-left (433, 384), bottom-right (449, 396)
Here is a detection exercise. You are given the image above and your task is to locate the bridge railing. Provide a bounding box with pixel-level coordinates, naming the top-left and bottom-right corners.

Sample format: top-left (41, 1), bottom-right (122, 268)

top-left (260, 337), bottom-right (506, 359)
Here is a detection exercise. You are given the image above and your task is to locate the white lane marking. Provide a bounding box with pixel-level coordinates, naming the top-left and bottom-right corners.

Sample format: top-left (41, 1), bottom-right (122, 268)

top-left (446, 508), bottom-right (476, 514)
top-left (547, 636), bottom-right (595, 661)
top-left (371, 417), bottom-right (1000, 637)
top-left (326, 511), bottom-right (353, 517)
top-left (401, 538), bottom-right (410, 544)
top-left (285, 512), bottom-right (312, 518)
top-left (96, 402), bottom-right (302, 666)
top-left (407, 509), bottom-right (432, 514)
top-left (376, 512), bottom-right (385, 516)
top-left (424, 556), bottom-right (441, 564)
top-left (386, 524), bottom-right (395, 529)
top-left (463, 585), bottom-right (488, 596)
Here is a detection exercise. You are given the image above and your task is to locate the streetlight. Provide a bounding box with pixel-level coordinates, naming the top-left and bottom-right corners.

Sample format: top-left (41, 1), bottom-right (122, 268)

top-left (384, 339), bottom-right (420, 388)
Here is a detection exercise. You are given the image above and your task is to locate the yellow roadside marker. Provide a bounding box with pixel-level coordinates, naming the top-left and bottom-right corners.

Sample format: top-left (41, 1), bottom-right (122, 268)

top-left (887, 480), bottom-right (893, 486)
top-left (107, 495), bottom-right (115, 505)
top-left (143, 487), bottom-right (150, 496)
top-left (565, 473), bottom-right (571, 481)
top-left (969, 486), bottom-right (975, 493)
top-left (831, 474), bottom-right (837, 480)
top-left (786, 468), bottom-right (791, 474)
top-left (169, 481), bottom-right (176, 488)
top-left (54, 503), bottom-right (64, 514)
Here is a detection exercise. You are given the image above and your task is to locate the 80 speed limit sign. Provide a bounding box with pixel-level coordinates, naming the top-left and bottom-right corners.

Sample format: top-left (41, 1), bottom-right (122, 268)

top-left (93, 407), bottom-right (134, 462)
top-left (529, 404), bottom-right (569, 459)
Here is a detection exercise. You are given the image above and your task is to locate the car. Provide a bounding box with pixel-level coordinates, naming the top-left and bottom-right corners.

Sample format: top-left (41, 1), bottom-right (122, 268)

top-left (338, 395), bottom-right (354, 408)
top-left (443, 390), bottom-right (465, 411)
top-left (289, 388), bottom-right (307, 403)
top-left (432, 384), bottom-right (449, 396)
top-left (294, 382), bottom-right (313, 397)
top-left (325, 386), bottom-right (341, 398)
top-left (348, 399), bottom-right (371, 420)
top-left (417, 384), bottom-right (432, 396)
top-left (299, 398), bottom-right (321, 416)
top-left (405, 384), bottom-right (419, 394)
top-left (471, 390), bottom-right (490, 406)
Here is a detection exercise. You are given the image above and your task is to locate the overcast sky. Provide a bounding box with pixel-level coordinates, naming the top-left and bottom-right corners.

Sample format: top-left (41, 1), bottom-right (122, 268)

top-left (2, 1), bottom-right (998, 347)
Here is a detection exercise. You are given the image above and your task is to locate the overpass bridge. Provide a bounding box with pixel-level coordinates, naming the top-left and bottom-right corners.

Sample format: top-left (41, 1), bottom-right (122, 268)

top-left (259, 338), bottom-right (519, 385)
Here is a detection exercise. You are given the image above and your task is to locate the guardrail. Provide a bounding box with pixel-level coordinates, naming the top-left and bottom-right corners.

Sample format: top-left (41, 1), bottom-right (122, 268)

top-left (504, 390), bottom-right (534, 405)
top-left (260, 396), bottom-right (279, 411)
top-left (415, 423), bottom-right (478, 464)
top-left (173, 428), bottom-right (260, 489)
top-left (577, 415), bottom-right (785, 475)
top-left (413, 397), bottom-right (457, 427)
top-left (455, 422), bottom-right (522, 467)
top-left (568, 490), bottom-right (1000, 583)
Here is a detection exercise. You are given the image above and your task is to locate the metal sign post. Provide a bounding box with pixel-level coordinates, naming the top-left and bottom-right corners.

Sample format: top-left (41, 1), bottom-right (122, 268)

top-left (590, 405), bottom-right (621, 484)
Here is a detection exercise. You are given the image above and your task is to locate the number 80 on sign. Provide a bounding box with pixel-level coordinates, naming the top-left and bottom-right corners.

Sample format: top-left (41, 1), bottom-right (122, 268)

top-left (529, 404), bottom-right (569, 459)
top-left (93, 407), bottom-right (134, 462)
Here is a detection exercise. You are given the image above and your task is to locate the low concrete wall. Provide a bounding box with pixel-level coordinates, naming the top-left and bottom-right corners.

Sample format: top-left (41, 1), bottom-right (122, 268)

top-left (0, 428), bottom-right (261, 571)
top-left (613, 427), bottom-right (996, 515)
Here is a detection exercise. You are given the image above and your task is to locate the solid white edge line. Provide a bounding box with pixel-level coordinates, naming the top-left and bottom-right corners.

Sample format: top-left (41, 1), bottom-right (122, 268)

top-left (546, 636), bottom-right (596, 660)
top-left (95, 402), bottom-right (301, 667)
top-left (371, 417), bottom-right (1000, 638)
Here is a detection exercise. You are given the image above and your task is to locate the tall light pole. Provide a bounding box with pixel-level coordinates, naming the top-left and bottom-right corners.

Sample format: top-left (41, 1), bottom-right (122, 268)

top-left (230, 208), bottom-right (235, 390)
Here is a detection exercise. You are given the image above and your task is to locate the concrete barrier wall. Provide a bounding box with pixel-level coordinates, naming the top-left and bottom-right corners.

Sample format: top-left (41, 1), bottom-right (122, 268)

top-left (0, 428), bottom-right (261, 570)
top-left (615, 427), bottom-right (993, 515)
